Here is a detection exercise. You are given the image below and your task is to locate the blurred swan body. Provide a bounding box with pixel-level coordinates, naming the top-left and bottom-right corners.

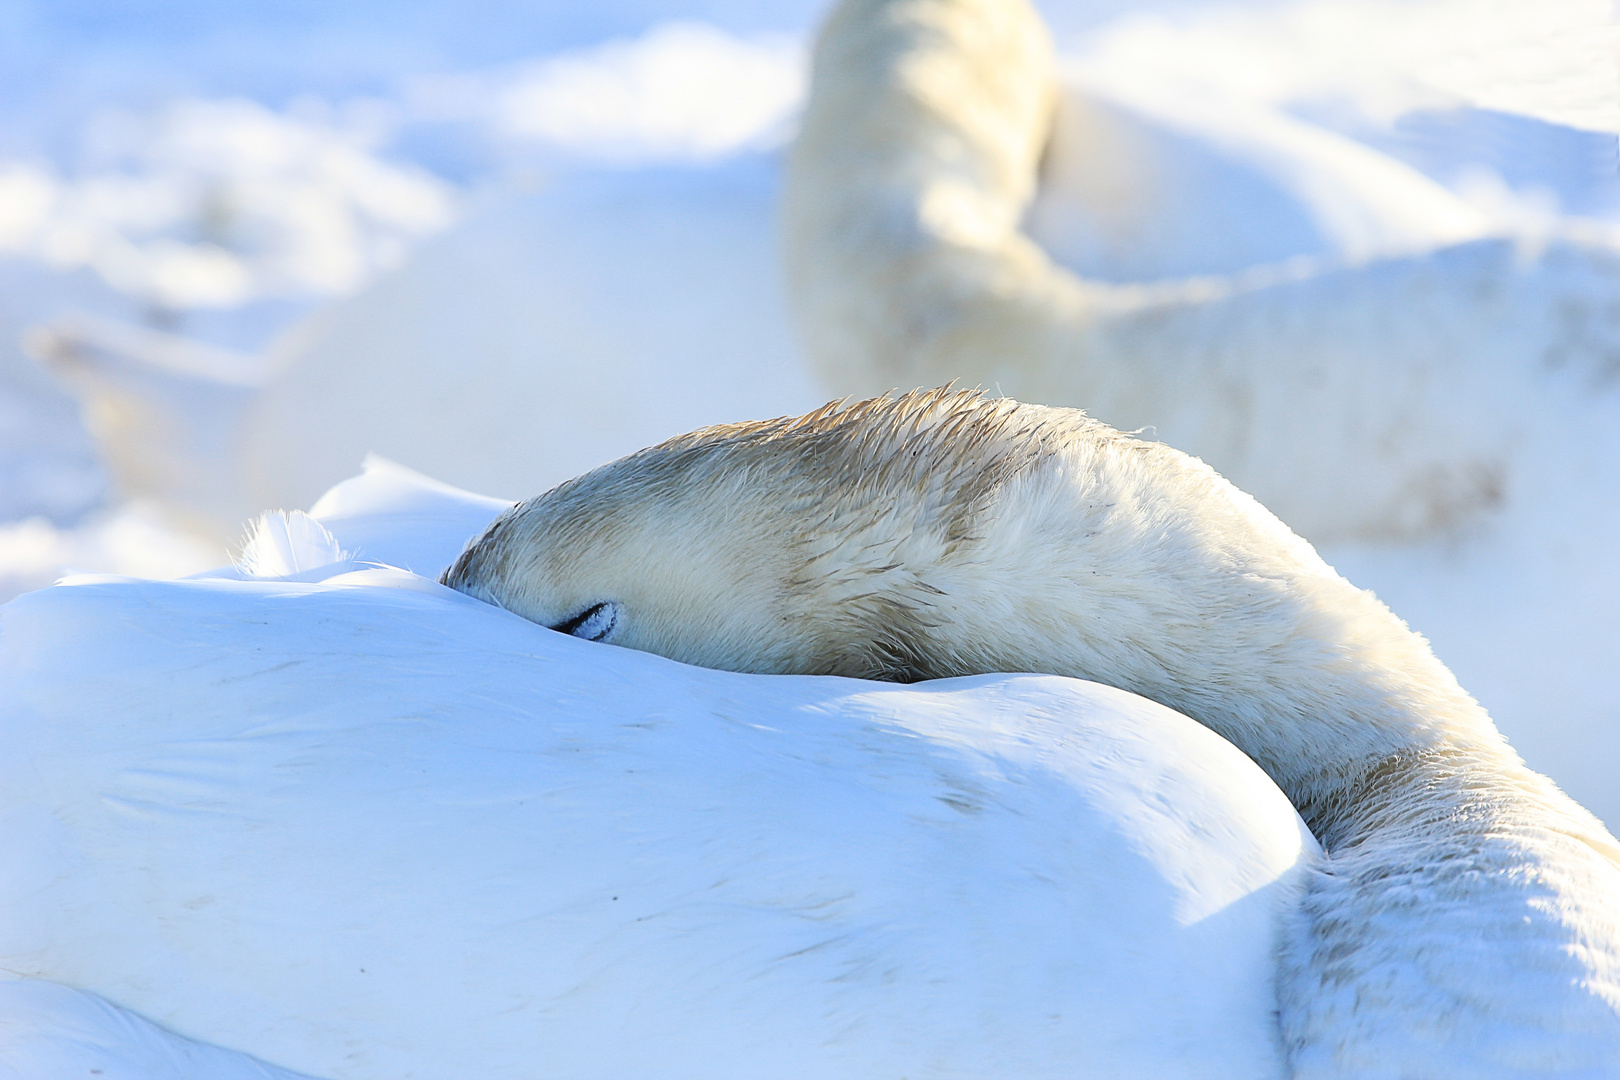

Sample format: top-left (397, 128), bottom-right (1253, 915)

top-left (27, 165), bottom-right (826, 543)
top-left (781, 0), bottom-right (1620, 543)
top-left (31, 1), bottom-right (1620, 551)
top-left (0, 457), bottom-right (1314, 1078)
top-left (446, 389), bottom-right (1620, 1078)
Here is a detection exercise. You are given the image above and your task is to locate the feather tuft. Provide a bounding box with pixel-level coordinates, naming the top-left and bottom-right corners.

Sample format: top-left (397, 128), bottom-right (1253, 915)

top-left (237, 511), bottom-right (349, 578)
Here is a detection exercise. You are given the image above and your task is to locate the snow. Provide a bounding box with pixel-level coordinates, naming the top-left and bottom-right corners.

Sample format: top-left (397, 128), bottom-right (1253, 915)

top-left (1056, 0), bottom-right (1620, 137)
top-left (0, 501), bottom-right (220, 603)
top-left (460, 23), bottom-right (805, 161)
top-left (0, 465), bottom-right (1313, 1078)
top-left (0, 102), bottom-right (455, 309)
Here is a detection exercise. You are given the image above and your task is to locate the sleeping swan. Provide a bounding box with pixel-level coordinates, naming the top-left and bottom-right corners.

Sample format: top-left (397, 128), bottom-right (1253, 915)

top-left (781, 0), bottom-right (1620, 544)
top-left (445, 388), bottom-right (1620, 1077)
top-left (0, 459), bottom-right (1315, 1078)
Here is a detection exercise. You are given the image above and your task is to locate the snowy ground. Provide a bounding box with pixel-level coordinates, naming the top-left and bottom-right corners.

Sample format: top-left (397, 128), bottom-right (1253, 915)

top-left (2, 0), bottom-right (1618, 840)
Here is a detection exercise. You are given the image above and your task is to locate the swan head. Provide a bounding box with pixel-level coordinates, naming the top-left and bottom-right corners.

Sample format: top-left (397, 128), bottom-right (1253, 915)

top-left (440, 388), bottom-right (1311, 682)
top-left (442, 388), bottom-right (1107, 681)
top-left (440, 424), bottom-right (820, 675)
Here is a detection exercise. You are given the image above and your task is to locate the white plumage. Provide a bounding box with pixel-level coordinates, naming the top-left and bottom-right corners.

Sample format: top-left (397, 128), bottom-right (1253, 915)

top-left (781, 0), bottom-right (1620, 544)
top-left (441, 391), bottom-right (1620, 1077)
top-left (0, 458), bottom-right (1314, 1078)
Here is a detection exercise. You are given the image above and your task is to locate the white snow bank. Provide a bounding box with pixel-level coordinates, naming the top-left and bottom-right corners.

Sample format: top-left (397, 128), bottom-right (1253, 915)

top-left (1061, 0), bottom-right (1619, 137)
top-left (409, 22), bottom-right (806, 162)
top-left (1029, 0), bottom-right (1620, 281)
top-left (0, 501), bottom-right (222, 605)
top-left (1026, 83), bottom-right (1511, 280)
top-left (0, 101), bottom-right (455, 309)
top-left (0, 18), bottom-right (805, 325)
top-left (0, 465), bottom-right (1312, 1079)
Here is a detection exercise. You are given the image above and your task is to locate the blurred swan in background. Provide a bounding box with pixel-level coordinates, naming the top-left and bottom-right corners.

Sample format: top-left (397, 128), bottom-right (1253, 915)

top-left (24, 164), bottom-right (825, 544)
top-left (22, 0), bottom-right (1618, 550)
top-left (782, 0), bottom-right (1620, 545)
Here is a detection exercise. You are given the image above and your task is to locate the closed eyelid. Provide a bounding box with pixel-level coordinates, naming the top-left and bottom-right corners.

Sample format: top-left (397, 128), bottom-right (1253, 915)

top-left (550, 602), bottom-right (620, 642)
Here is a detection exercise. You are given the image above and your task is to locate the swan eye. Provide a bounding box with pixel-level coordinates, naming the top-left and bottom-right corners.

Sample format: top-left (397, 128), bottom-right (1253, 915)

top-left (551, 601), bottom-right (620, 643)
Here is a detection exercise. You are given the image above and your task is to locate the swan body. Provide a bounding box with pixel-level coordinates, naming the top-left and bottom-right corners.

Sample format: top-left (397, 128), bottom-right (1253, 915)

top-left (446, 389), bottom-right (1620, 1077)
top-left (28, 164), bottom-right (824, 543)
top-left (39, 0), bottom-right (1618, 553)
top-left (781, 0), bottom-right (1620, 543)
top-left (0, 458), bottom-right (1314, 1078)
top-left (0, 981), bottom-right (319, 1080)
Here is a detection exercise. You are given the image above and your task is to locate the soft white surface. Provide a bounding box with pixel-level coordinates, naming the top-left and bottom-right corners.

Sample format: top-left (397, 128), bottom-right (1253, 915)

top-left (1025, 84), bottom-right (1493, 280)
top-left (0, 466), bottom-right (1314, 1079)
top-left (306, 455), bottom-right (514, 578)
top-left (0, 981), bottom-right (319, 1080)
top-left (241, 161), bottom-right (826, 521)
top-left (0, 501), bottom-right (222, 606)
top-left (1015, 41), bottom-right (1620, 835)
top-left (0, 0), bottom-right (1616, 831)
top-left (0, 18), bottom-right (1611, 1080)
top-left (1057, 0), bottom-right (1619, 137)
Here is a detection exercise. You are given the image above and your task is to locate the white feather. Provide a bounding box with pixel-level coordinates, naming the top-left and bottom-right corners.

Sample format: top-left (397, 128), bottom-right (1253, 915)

top-left (237, 510), bottom-right (349, 578)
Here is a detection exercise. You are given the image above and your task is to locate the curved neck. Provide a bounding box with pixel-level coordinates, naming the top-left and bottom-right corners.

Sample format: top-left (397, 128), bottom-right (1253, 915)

top-left (920, 512), bottom-right (1517, 850)
top-left (1141, 630), bottom-right (1511, 849)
